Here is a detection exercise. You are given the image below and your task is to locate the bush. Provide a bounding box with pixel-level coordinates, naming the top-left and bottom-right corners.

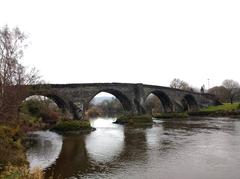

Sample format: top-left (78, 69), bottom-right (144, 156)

top-left (40, 110), bottom-right (59, 124)
top-left (50, 120), bottom-right (92, 132)
top-left (0, 126), bottom-right (27, 167)
top-left (0, 165), bottom-right (44, 179)
top-left (20, 99), bottom-right (61, 125)
top-left (115, 115), bottom-right (153, 125)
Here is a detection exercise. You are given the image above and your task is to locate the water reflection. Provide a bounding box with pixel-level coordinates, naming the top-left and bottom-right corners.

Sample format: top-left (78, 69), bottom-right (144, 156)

top-left (26, 131), bottom-right (63, 170)
top-left (45, 134), bottom-right (89, 178)
top-left (86, 118), bottom-right (124, 162)
top-left (27, 117), bottom-right (240, 179)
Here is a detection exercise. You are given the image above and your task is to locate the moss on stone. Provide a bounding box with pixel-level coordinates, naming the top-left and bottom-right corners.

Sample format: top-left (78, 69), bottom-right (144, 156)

top-left (114, 115), bottom-right (153, 125)
top-left (50, 120), bottom-right (95, 132)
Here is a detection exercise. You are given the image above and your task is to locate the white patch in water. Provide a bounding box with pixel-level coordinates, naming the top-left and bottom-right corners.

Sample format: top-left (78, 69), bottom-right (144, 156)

top-left (26, 131), bottom-right (63, 171)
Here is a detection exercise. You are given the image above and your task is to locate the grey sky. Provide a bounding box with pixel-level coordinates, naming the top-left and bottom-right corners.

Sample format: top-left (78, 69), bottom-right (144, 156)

top-left (1, 0), bottom-right (240, 89)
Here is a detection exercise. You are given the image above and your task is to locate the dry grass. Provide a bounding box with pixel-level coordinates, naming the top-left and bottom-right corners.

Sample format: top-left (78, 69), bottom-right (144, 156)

top-left (0, 165), bottom-right (44, 179)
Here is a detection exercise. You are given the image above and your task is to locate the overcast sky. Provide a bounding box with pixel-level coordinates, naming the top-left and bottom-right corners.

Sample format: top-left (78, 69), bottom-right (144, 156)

top-left (1, 0), bottom-right (240, 89)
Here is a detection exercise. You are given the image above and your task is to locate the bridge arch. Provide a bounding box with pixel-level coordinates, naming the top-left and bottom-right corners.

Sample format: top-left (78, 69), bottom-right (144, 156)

top-left (22, 93), bottom-right (68, 112)
top-left (145, 90), bottom-right (173, 112)
top-left (86, 89), bottom-right (132, 114)
top-left (181, 94), bottom-right (198, 112)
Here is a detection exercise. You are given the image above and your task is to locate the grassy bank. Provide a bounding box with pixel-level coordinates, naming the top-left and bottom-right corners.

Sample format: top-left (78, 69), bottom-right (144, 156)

top-left (189, 103), bottom-right (240, 117)
top-left (114, 115), bottom-right (153, 125)
top-left (0, 125), bottom-right (27, 168)
top-left (153, 112), bottom-right (189, 119)
top-left (201, 103), bottom-right (240, 112)
top-left (50, 119), bottom-right (95, 133)
top-left (0, 125), bottom-right (45, 179)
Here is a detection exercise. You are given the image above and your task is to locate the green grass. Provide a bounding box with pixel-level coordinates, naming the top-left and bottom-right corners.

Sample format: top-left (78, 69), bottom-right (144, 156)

top-left (50, 120), bottom-right (93, 132)
top-left (201, 103), bottom-right (240, 112)
top-left (188, 103), bottom-right (240, 117)
top-left (154, 112), bottom-right (189, 119)
top-left (115, 115), bottom-right (153, 125)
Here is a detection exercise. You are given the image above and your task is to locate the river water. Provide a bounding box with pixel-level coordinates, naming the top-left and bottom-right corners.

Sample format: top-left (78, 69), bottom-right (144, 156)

top-left (26, 117), bottom-right (240, 179)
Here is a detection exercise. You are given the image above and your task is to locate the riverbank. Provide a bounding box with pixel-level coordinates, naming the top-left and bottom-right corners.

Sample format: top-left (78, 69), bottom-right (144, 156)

top-left (0, 124), bottom-right (45, 179)
top-left (152, 103), bottom-right (240, 119)
top-left (189, 103), bottom-right (240, 117)
top-left (0, 118), bottom-right (94, 178)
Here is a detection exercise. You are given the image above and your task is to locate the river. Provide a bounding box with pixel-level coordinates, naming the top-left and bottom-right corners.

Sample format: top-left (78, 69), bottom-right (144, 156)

top-left (26, 117), bottom-right (240, 179)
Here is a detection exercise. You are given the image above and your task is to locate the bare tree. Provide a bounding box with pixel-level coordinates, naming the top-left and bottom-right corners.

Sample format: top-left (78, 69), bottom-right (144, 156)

top-left (145, 94), bottom-right (163, 115)
top-left (208, 86), bottom-right (229, 103)
top-left (170, 78), bottom-right (190, 90)
top-left (0, 25), bottom-right (40, 121)
top-left (222, 79), bottom-right (240, 104)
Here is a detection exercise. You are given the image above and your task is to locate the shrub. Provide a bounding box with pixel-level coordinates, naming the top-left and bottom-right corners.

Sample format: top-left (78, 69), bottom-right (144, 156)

top-left (51, 120), bottom-right (92, 132)
top-left (0, 126), bottom-right (27, 167)
top-left (115, 115), bottom-right (153, 124)
top-left (40, 110), bottom-right (59, 124)
top-left (0, 165), bottom-right (44, 179)
top-left (20, 99), bottom-right (61, 125)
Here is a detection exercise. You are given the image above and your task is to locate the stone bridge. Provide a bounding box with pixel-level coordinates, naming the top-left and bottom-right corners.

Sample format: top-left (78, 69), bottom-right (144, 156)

top-left (24, 83), bottom-right (219, 119)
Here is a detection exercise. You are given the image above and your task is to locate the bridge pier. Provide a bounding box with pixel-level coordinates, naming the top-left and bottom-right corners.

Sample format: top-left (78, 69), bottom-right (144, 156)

top-left (132, 84), bottom-right (146, 115)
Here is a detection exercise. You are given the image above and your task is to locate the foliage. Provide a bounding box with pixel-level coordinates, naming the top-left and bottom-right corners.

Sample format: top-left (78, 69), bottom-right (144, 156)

top-left (20, 98), bottom-right (61, 124)
top-left (0, 125), bottom-right (27, 167)
top-left (208, 86), bottom-right (229, 103)
top-left (18, 113), bottom-right (44, 132)
top-left (0, 165), bottom-right (44, 179)
top-left (87, 98), bottom-right (123, 118)
top-left (200, 103), bottom-right (240, 112)
top-left (154, 112), bottom-right (189, 119)
top-left (188, 103), bottom-right (240, 117)
top-left (145, 94), bottom-right (163, 115)
top-left (115, 115), bottom-right (153, 125)
top-left (222, 79), bottom-right (240, 104)
top-left (51, 120), bottom-right (92, 132)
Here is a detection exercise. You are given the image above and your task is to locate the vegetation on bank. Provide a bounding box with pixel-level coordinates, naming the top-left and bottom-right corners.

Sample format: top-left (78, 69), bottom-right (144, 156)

top-left (114, 115), bottom-right (153, 125)
top-left (0, 165), bottom-right (44, 179)
top-left (0, 125), bottom-right (45, 179)
top-left (152, 103), bottom-right (240, 118)
top-left (50, 120), bottom-right (95, 132)
top-left (153, 112), bottom-right (189, 119)
top-left (189, 103), bottom-right (240, 116)
top-left (0, 125), bottom-right (26, 168)
top-left (201, 103), bottom-right (240, 112)
top-left (0, 25), bottom-right (50, 179)
top-left (1, 25), bottom-right (240, 178)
